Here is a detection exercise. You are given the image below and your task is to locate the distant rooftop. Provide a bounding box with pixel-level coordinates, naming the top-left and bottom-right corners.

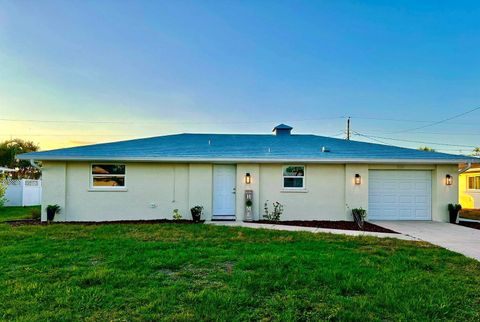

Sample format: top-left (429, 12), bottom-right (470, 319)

top-left (17, 124), bottom-right (478, 164)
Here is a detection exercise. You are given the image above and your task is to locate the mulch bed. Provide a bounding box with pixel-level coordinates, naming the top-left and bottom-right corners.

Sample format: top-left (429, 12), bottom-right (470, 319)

top-left (5, 219), bottom-right (205, 227)
top-left (249, 220), bottom-right (398, 234)
top-left (460, 208), bottom-right (480, 221)
top-left (458, 221), bottom-right (480, 231)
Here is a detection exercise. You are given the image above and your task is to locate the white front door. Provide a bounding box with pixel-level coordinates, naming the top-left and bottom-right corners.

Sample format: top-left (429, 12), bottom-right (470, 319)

top-left (213, 165), bottom-right (236, 220)
top-left (368, 170), bottom-right (432, 220)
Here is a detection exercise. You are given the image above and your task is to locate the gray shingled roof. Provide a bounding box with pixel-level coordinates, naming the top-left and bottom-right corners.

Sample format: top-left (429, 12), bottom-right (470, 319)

top-left (17, 132), bottom-right (478, 164)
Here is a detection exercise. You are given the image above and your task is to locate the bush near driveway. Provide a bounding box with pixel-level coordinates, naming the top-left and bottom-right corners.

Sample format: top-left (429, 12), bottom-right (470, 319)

top-left (0, 209), bottom-right (479, 321)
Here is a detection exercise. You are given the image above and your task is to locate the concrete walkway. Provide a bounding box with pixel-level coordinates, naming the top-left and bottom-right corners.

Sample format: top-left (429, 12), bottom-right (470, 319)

top-left (207, 221), bottom-right (415, 240)
top-left (373, 221), bottom-right (480, 261)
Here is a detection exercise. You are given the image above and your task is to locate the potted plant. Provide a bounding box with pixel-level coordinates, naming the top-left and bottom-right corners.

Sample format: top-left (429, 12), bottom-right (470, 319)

top-left (447, 204), bottom-right (462, 224)
top-left (190, 205), bottom-right (203, 223)
top-left (46, 204), bottom-right (61, 222)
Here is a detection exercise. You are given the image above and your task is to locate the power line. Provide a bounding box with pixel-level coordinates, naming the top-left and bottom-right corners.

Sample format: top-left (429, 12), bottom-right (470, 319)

top-left (353, 132), bottom-right (475, 155)
top-left (0, 116), bottom-right (345, 125)
top-left (349, 116), bottom-right (479, 125)
top-left (388, 106), bottom-right (480, 134)
top-left (351, 132), bottom-right (391, 145)
top-left (403, 131), bottom-right (480, 136)
top-left (0, 131), bottom-right (348, 138)
top-left (0, 133), bottom-right (136, 137)
top-left (353, 132), bottom-right (477, 148)
top-left (2, 112), bottom-right (480, 127)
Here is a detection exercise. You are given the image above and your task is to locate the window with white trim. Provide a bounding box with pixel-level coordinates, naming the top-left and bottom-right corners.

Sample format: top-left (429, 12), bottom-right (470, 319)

top-left (467, 175), bottom-right (480, 190)
top-left (91, 164), bottom-right (126, 188)
top-left (283, 165), bottom-right (305, 189)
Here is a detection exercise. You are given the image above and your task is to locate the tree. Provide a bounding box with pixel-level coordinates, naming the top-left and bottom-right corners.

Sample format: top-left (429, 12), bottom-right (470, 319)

top-left (0, 139), bottom-right (41, 179)
top-left (472, 147), bottom-right (480, 157)
top-left (418, 146), bottom-right (435, 152)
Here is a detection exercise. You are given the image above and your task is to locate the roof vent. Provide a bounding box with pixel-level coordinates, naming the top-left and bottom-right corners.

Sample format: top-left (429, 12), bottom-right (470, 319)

top-left (322, 146), bottom-right (330, 153)
top-left (272, 124), bottom-right (293, 136)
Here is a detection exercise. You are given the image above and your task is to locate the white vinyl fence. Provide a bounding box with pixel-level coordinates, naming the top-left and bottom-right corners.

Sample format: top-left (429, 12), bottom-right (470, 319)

top-left (4, 179), bottom-right (42, 207)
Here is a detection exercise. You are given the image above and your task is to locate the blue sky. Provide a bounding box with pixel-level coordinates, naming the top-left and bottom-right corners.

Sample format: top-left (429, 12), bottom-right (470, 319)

top-left (0, 0), bottom-right (479, 152)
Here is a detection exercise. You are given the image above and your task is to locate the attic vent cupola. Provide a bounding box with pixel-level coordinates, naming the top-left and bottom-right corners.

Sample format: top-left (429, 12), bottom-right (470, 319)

top-left (272, 124), bottom-right (293, 136)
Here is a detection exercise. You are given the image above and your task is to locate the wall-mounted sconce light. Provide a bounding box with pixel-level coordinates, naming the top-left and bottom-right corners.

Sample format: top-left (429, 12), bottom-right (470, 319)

top-left (445, 174), bottom-right (452, 186)
top-left (355, 174), bottom-right (362, 185)
top-left (245, 172), bottom-right (251, 184)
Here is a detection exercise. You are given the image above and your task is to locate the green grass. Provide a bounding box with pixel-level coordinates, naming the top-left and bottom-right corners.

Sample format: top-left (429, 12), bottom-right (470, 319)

top-left (0, 206), bottom-right (40, 222)
top-left (0, 208), bottom-right (479, 321)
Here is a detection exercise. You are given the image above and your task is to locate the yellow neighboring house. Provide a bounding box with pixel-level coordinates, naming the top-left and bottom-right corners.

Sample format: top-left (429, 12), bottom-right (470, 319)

top-left (459, 164), bottom-right (480, 209)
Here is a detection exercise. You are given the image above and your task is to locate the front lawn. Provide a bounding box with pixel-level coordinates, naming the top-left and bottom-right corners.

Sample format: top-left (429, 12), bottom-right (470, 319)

top-left (0, 211), bottom-right (479, 321)
top-left (0, 206), bottom-right (40, 222)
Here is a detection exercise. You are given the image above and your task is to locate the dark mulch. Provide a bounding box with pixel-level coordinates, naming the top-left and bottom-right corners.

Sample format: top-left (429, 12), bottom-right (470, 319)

top-left (5, 219), bottom-right (205, 227)
top-left (460, 208), bottom-right (480, 221)
top-left (249, 220), bottom-right (398, 234)
top-left (459, 221), bottom-right (480, 231)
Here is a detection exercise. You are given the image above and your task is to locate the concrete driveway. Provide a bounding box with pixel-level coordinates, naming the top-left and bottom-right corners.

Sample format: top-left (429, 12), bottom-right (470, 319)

top-left (373, 221), bottom-right (480, 261)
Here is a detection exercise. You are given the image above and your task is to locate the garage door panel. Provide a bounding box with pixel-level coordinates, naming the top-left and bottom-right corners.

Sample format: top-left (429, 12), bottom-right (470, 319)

top-left (415, 196), bottom-right (427, 203)
top-left (415, 181), bottom-right (429, 189)
top-left (398, 208), bottom-right (414, 217)
top-left (398, 182), bottom-right (413, 190)
top-left (398, 195), bottom-right (414, 203)
top-left (368, 170), bottom-right (432, 221)
top-left (383, 195), bottom-right (396, 203)
top-left (383, 182), bottom-right (397, 190)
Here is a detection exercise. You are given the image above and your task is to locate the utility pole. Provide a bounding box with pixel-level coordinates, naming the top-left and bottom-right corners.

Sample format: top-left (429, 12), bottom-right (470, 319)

top-left (346, 117), bottom-right (351, 140)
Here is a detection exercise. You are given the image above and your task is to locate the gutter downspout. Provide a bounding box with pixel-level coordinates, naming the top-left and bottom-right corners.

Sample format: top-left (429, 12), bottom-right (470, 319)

top-left (458, 162), bottom-right (472, 174)
top-left (29, 159), bottom-right (42, 177)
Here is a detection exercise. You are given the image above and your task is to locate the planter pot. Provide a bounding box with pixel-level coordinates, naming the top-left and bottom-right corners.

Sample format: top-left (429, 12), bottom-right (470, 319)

top-left (191, 210), bottom-right (202, 223)
top-left (449, 211), bottom-right (459, 224)
top-left (46, 209), bottom-right (56, 221)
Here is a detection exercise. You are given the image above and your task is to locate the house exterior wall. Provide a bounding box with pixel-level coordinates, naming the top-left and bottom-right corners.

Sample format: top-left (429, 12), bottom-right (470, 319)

top-left (42, 161), bottom-right (213, 222)
top-left (41, 161), bottom-right (459, 222)
top-left (431, 164), bottom-right (459, 221)
top-left (41, 161), bottom-right (66, 221)
top-left (256, 164), bottom-right (346, 221)
top-left (459, 171), bottom-right (480, 209)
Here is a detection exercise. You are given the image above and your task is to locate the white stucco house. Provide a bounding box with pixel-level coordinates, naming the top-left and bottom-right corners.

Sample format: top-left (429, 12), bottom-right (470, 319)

top-left (18, 124), bottom-right (476, 222)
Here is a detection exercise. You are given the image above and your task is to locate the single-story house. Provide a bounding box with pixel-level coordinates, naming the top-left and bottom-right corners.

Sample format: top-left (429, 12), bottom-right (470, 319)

top-left (18, 124), bottom-right (477, 222)
top-left (459, 164), bottom-right (480, 208)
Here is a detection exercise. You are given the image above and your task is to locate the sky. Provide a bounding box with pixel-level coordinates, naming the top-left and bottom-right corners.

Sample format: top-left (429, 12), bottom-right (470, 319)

top-left (0, 0), bottom-right (479, 153)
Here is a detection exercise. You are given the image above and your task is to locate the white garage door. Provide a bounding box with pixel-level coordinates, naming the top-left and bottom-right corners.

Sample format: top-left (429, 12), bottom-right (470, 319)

top-left (368, 170), bottom-right (432, 220)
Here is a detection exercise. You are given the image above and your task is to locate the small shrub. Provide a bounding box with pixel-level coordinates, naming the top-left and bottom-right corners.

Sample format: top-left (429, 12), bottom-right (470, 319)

top-left (172, 209), bottom-right (182, 220)
top-left (46, 204), bottom-right (61, 222)
top-left (0, 175), bottom-right (7, 207)
top-left (191, 205), bottom-right (203, 214)
top-left (30, 208), bottom-right (41, 220)
top-left (263, 200), bottom-right (284, 221)
top-left (447, 203), bottom-right (462, 213)
top-left (351, 208), bottom-right (367, 229)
